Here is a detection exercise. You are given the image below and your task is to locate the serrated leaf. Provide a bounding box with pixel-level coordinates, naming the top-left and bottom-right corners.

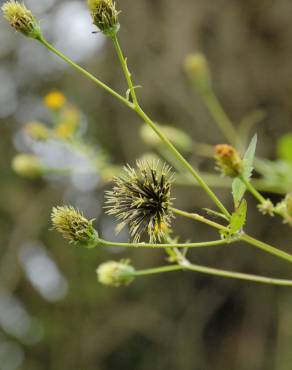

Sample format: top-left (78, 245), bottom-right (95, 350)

top-left (232, 134), bottom-right (257, 207)
top-left (229, 199), bottom-right (247, 235)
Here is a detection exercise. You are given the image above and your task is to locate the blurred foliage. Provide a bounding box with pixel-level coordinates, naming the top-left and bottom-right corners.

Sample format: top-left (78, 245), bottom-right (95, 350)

top-left (0, 1), bottom-right (292, 370)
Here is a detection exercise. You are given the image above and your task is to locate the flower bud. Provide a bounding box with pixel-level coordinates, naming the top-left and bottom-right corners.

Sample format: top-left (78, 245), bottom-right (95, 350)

top-left (87, 0), bottom-right (120, 36)
top-left (215, 144), bottom-right (242, 177)
top-left (12, 154), bottom-right (43, 178)
top-left (257, 199), bottom-right (274, 216)
top-left (97, 260), bottom-right (135, 287)
top-left (25, 121), bottom-right (51, 141)
top-left (184, 52), bottom-right (211, 91)
top-left (51, 206), bottom-right (99, 247)
top-left (2, 1), bottom-right (41, 39)
top-left (276, 193), bottom-right (292, 226)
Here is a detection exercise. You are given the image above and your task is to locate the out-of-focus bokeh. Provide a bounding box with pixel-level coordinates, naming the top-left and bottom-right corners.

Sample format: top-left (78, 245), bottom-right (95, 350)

top-left (0, 0), bottom-right (292, 369)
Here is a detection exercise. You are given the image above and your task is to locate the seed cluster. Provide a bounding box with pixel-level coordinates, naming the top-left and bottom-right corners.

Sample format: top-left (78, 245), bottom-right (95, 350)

top-left (105, 161), bottom-right (174, 243)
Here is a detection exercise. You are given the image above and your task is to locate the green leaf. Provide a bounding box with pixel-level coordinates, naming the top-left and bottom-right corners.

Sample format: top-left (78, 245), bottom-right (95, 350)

top-left (229, 199), bottom-right (247, 235)
top-left (203, 208), bottom-right (229, 221)
top-left (277, 133), bottom-right (292, 164)
top-left (232, 134), bottom-right (257, 207)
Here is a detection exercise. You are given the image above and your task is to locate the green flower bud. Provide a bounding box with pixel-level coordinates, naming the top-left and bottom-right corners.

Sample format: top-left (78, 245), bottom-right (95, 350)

top-left (257, 199), bottom-right (275, 216)
top-left (215, 144), bottom-right (242, 177)
top-left (12, 154), bottom-right (44, 178)
top-left (184, 52), bottom-right (211, 91)
top-left (97, 260), bottom-right (135, 287)
top-left (51, 206), bottom-right (99, 247)
top-left (87, 0), bottom-right (120, 37)
top-left (2, 1), bottom-right (41, 39)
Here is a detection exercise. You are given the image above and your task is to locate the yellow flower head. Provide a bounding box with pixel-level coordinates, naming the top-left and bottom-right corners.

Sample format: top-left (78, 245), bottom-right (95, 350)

top-left (96, 260), bottom-right (135, 287)
top-left (51, 206), bottom-right (99, 247)
top-left (2, 1), bottom-right (41, 38)
top-left (215, 144), bottom-right (242, 177)
top-left (25, 121), bottom-right (51, 141)
top-left (12, 154), bottom-right (43, 178)
top-left (44, 91), bottom-right (66, 110)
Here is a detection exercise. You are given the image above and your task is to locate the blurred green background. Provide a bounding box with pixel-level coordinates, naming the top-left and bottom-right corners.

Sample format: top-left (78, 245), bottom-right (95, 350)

top-left (0, 0), bottom-right (292, 369)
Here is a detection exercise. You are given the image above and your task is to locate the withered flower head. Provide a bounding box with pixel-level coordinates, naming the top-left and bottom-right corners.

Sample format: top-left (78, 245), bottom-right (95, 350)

top-left (87, 0), bottom-right (120, 36)
top-left (97, 260), bottom-right (135, 287)
top-left (105, 160), bottom-right (174, 243)
top-left (51, 206), bottom-right (99, 247)
top-left (2, 1), bottom-right (41, 38)
top-left (215, 144), bottom-right (242, 177)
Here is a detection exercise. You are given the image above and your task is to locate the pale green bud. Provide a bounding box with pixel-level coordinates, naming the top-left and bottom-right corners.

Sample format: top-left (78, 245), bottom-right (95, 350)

top-left (97, 260), bottom-right (135, 287)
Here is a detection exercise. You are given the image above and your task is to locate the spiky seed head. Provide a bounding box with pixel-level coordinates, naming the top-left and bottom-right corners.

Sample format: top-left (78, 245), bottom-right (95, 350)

top-left (2, 1), bottom-right (41, 39)
top-left (12, 154), bottom-right (43, 178)
top-left (51, 206), bottom-right (99, 247)
top-left (215, 144), bottom-right (243, 177)
top-left (275, 193), bottom-right (292, 226)
top-left (97, 260), bottom-right (135, 287)
top-left (87, 0), bottom-right (120, 36)
top-left (105, 160), bottom-right (174, 243)
top-left (184, 52), bottom-right (211, 91)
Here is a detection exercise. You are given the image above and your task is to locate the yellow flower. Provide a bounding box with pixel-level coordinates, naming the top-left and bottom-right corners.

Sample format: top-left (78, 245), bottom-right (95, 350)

top-left (55, 122), bottom-right (77, 139)
top-left (12, 154), bottom-right (43, 178)
top-left (44, 91), bottom-right (66, 110)
top-left (25, 121), bottom-right (50, 141)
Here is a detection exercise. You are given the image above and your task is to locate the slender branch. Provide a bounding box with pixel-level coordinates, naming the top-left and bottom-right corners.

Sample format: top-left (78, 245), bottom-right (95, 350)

top-left (171, 207), bottom-right (229, 232)
top-left (111, 35), bottom-right (231, 219)
top-left (240, 175), bottom-right (267, 204)
top-left (200, 89), bottom-right (239, 147)
top-left (38, 37), bottom-right (133, 109)
top-left (173, 207), bottom-right (292, 264)
top-left (98, 238), bottom-right (229, 249)
top-left (134, 262), bottom-right (292, 287)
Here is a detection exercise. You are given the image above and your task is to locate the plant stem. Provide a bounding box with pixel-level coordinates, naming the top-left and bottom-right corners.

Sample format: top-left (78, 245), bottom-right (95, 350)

top-left (111, 35), bottom-right (138, 105)
top-left (240, 175), bottom-right (267, 204)
top-left (97, 238), bottom-right (228, 249)
top-left (134, 262), bottom-right (292, 286)
top-left (171, 207), bottom-right (229, 232)
top-left (38, 37), bottom-right (132, 109)
top-left (173, 207), bottom-right (292, 264)
top-left (241, 234), bottom-right (292, 264)
top-left (200, 88), bottom-right (239, 147)
top-left (111, 35), bottom-right (231, 218)
top-left (134, 265), bottom-right (183, 276)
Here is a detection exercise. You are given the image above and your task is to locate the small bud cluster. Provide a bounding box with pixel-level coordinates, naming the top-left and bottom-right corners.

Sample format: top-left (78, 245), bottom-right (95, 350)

top-left (87, 0), bottom-right (120, 36)
top-left (215, 144), bottom-right (242, 177)
top-left (2, 1), bottom-right (41, 39)
top-left (275, 194), bottom-right (292, 226)
top-left (12, 154), bottom-right (44, 178)
top-left (257, 199), bottom-right (275, 216)
top-left (97, 260), bottom-right (135, 287)
top-left (51, 206), bottom-right (99, 247)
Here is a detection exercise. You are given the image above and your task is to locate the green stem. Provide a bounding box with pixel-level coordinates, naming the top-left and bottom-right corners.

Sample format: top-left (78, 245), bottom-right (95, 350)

top-left (241, 234), bottom-right (292, 264)
top-left (98, 238), bottom-right (228, 249)
top-left (111, 34), bottom-right (138, 105)
top-left (171, 207), bottom-right (229, 232)
top-left (240, 175), bottom-right (267, 204)
top-left (38, 37), bottom-right (132, 109)
top-left (134, 262), bottom-right (292, 286)
top-left (200, 88), bottom-right (239, 147)
top-left (173, 207), bottom-right (292, 265)
top-left (111, 35), bottom-right (231, 219)
top-left (134, 265), bottom-right (183, 276)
